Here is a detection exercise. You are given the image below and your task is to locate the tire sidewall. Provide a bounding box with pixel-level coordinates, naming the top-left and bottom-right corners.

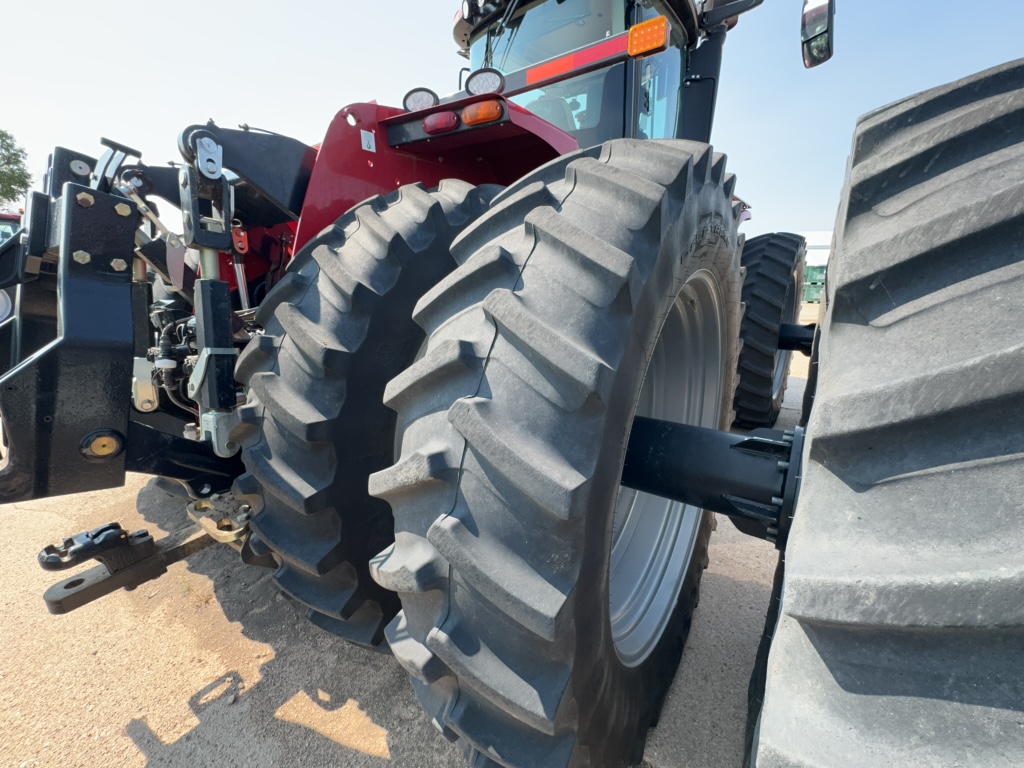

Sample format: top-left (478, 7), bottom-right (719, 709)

top-left (574, 199), bottom-right (741, 762)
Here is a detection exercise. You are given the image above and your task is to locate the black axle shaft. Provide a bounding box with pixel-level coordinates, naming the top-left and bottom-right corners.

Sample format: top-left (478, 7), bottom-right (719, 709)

top-left (621, 417), bottom-right (805, 548)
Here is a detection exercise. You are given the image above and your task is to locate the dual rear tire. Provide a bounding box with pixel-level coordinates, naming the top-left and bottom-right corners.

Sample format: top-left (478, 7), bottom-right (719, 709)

top-left (237, 139), bottom-right (743, 766)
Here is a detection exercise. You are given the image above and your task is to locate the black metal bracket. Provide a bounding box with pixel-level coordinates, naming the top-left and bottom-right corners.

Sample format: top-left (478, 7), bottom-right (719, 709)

top-left (0, 184), bottom-right (137, 503)
top-left (125, 411), bottom-right (243, 497)
top-left (190, 279), bottom-right (238, 411)
top-left (39, 524), bottom-right (215, 615)
top-left (119, 164), bottom-right (182, 209)
top-left (178, 122), bottom-right (315, 226)
top-left (622, 418), bottom-right (805, 549)
top-left (700, 0), bottom-right (764, 28)
top-left (180, 162), bottom-right (233, 252)
top-left (778, 323), bottom-right (816, 356)
top-left (91, 138), bottom-right (142, 195)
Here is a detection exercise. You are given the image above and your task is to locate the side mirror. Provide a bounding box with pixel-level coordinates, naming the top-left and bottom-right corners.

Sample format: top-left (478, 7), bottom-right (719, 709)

top-left (801, 0), bottom-right (835, 68)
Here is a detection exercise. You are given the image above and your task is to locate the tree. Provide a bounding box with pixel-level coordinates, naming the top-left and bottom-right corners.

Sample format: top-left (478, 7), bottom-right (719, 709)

top-left (0, 130), bottom-right (31, 207)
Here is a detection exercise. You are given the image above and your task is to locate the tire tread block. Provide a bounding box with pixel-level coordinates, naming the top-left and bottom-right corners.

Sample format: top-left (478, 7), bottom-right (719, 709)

top-left (756, 59), bottom-right (1024, 766)
top-left (238, 183), bottom-right (494, 647)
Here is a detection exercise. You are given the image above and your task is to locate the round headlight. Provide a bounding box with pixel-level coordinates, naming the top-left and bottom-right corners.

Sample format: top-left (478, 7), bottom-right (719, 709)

top-left (465, 68), bottom-right (506, 96)
top-left (462, 0), bottom-right (473, 20)
top-left (403, 88), bottom-right (440, 113)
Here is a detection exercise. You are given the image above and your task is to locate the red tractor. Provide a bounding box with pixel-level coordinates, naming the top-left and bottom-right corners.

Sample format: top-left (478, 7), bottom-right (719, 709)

top-left (4, 0), bottom-right (1022, 765)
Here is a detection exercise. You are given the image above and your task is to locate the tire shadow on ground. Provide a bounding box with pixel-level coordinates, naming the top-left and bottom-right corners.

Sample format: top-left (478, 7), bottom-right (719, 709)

top-left (129, 480), bottom-right (462, 768)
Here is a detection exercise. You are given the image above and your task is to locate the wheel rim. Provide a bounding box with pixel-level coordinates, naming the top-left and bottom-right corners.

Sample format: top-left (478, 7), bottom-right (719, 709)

top-left (771, 273), bottom-right (799, 401)
top-left (609, 270), bottom-right (725, 667)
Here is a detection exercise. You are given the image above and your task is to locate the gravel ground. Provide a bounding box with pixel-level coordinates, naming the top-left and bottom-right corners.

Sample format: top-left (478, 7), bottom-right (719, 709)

top-left (0, 340), bottom-right (813, 768)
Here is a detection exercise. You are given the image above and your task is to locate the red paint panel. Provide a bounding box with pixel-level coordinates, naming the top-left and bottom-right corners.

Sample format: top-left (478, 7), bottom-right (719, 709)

top-left (504, 101), bottom-right (580, 157)
top-left (528, 55), bottom-right (576, 85)
top-left (527, 32), bottom-right (628, 86)
top-left (574, 35), bottom-right (629, 68)
top-left (295, 103), bottom-right (499, 253)
top-left (297, 96), bottom-right (582, 256)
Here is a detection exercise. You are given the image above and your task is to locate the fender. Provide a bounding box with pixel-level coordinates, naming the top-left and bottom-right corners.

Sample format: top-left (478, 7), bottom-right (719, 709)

top-left (295, 95), bottom-right (579, 251)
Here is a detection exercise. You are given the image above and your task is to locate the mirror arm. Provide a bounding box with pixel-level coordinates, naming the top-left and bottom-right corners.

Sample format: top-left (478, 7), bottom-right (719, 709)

top-left (700, 0), bottom-right (764, 29)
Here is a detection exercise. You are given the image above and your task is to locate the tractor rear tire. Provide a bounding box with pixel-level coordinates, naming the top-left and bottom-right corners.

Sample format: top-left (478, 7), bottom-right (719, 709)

top-left (370, 139), bottom-right (742, 766)
top-left (752, 59), bottom-right (1024, 766)
top-left (733, 232), bottom-right (805, 429)
top-left (231, 181), bottom-right (496, 647)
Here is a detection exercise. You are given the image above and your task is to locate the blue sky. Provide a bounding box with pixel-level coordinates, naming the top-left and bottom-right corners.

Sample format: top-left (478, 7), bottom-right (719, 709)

top-left (713, 0), bottom-right (1024, 235)
top-left (5, 1), bottom-right (1024, 236)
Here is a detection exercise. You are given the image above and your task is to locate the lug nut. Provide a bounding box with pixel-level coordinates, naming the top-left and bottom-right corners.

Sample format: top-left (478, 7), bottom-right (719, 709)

top-left (72, 250), bottom-right (91, 264)
top-left (75, 192), bottom-right (95, 208)
top-left (114, 203), bottom-right (132, 217)
top-left (110, 258), bottom-right (128, 272)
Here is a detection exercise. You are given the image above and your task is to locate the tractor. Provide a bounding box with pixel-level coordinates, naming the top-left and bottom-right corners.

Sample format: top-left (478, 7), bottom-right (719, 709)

top-left (2, 0), bottom-right (1022, 765)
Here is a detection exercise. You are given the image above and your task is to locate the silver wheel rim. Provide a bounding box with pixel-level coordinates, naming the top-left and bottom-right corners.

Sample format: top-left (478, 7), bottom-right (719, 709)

top-left (609, 270), bottom-right (725, 668)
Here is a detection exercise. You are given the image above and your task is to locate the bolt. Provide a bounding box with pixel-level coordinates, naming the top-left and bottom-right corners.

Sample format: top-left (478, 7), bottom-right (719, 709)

top-left (72, 250), bottom-right (91, 264)
top-left (131, 177), bottom-right (144, 188)
top-left (69, 159), bottom-right (91, 177)
top-left (114, 203), bottom-right (132, 218)
top-left (76, 192), bottom-right (95, 208)
top-left (139, 399), bottom-right (156, 412)
top-left (110, 259), bottom-right (129, 272)
top-left (91, 437), bottom-right (119, 456)
top-left (81, 431), bottom-right (123, 459)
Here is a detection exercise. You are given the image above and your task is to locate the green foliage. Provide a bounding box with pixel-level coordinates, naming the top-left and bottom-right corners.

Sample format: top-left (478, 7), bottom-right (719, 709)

top-left (0, 129), bottom-right (31, 206)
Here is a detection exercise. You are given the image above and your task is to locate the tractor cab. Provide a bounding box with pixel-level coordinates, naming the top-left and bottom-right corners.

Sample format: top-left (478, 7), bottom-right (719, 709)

top-left (458, 0), bottom-right (698, 145)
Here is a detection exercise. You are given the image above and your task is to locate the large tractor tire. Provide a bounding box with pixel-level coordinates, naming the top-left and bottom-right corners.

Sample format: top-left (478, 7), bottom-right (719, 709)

top-left (231, 181), bottom-right (496, 647)
top-left (751, 59), bottom-right (1024, 766)
top-left (733, 232), bottom-right (806, 429)
top-left (370, 139), bottom-right (742, 766)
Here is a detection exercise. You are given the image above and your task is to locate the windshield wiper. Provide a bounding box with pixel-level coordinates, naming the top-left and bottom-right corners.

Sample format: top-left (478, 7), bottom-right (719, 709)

top-left (484, 0), bottom-right (525, 68)
top-left (497, 0), bottom-right (525, 35)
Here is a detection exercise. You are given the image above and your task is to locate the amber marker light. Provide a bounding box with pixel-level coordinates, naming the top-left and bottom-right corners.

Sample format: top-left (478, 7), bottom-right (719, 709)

top-left (628, 16), bottom-right (670, 57)
top-left (462, 100), bottom-right (504, 126)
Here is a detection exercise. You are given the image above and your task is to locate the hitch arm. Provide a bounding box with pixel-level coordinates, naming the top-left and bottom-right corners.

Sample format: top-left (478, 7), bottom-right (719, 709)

top-left (39, 524), bottom-right (215, 615)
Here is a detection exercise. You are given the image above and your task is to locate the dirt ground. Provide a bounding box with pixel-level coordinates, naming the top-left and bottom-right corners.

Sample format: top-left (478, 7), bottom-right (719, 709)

top-left (0, 311), bottom-right (816, 768)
